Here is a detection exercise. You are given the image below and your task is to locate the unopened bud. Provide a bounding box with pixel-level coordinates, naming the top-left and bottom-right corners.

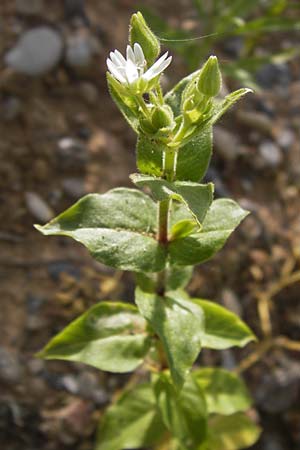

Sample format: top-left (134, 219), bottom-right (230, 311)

top-left (197, 56), bottom-right (222, 97)
top-left (151, 105), bottom-right (174, 129)
top-left (130, 12), bottom-right (160, 66)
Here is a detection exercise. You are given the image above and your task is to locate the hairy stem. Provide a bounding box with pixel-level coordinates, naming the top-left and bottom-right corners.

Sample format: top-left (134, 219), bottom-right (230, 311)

top-left (156, 147), bottom-right (178, 296)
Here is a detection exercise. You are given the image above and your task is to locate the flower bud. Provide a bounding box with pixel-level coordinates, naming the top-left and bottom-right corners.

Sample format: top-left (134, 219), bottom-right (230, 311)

top-left (151, 105), bottom-right (174, 130)
top-left (197, 55), bottom-right (222, 97)
top-left (130, 12), bottom-right (160, 66)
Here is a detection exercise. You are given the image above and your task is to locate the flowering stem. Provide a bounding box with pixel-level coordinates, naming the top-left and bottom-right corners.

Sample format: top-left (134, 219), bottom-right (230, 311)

top-left (156, 147), bottom-right (178, 296)
top-left (136, 95), bottom-right (150, 117)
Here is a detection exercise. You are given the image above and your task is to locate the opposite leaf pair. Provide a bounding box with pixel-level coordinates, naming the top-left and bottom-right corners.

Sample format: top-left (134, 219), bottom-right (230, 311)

top-left (96, 369), bottom-right (260, 450)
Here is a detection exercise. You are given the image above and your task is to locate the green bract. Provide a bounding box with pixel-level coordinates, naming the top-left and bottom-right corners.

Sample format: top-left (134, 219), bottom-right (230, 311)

top-left (36, 11), bottom-right (259, 450)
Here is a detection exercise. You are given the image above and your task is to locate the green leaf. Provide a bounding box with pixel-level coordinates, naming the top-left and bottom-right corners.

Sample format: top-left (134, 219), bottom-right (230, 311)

top-left (202, 413), bottom-right (261, 450)
top-left (192, 299), bottom-right (256, 349)
top-left (235, 16), bottom-right (300, 34)
top-left (169, 199), bottom-right (249, 266)
top-left (211, 89), bottom-right (252, 125)
top-left (193, 368), bottom-right (252, 415)
top-left (176, 125), bottom-right (213, 182)
top-left (135, 288), bottom-right (204, 387)
top-left (35, 188), bottom-right (166, 273)
top-left (131, 173), bottom-right (214, 226)
top-left (154, 372), bottom-right (207, 447)
top-left (170, 219), bottom-right (197, 240)
top-left (96, 383), bottom-right (166, 450)
top-left (136, 134), bottom-right (164, 177)
top-left (38, 302), bottom-right (150, 373)
top-left (107, 73), bottom-right (139, 132)
top-left (135, 265), bottom-right (193, 293)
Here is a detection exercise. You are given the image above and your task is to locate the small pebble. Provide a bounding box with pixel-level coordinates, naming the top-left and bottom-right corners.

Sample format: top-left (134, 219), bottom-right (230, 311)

top-left (276, 128), bottom-right (295, 150)
top-left (0, 347), bottom-right (22, 385)
top-left (214, 126), bottom-right (240, 161)
top-left (237, 110), bottom-right (273, 135)
top-left (5, 27), bottom-right (63, 76)
top-left (57, 137), bottom-right (87, 169)
top-left (256, 62), bottom-right (291, 89)
top-left (25, 191), bottom-right (54, 223)
top-left (63, 177), bottom-right (86, 198)
top-left (258, 140), bottom-right (283, 169)
top-left (65, 31), bottom-right (97, 67)
top-left (0, 97), bottom-right (22, 121)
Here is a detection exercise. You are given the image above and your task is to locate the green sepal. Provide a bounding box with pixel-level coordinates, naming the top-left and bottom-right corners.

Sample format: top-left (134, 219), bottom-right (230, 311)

top-left (154, 372), bottom-right (208, 447)
top-left (169, 199), bottom-right (249, 266)
top-left (35, 188), bottom-right (166, 273)
top-left (131, 173), bottom-right (214, 226)
top-left (130, 11), bottom-right (160, 66)
top-left (106, 73), bottom-right (139, 133)
top-left (37, 302), bottom-right (151, 373)
top-left (200, 413), bottom-right (261, 450)
top-left (193, 368), bottom-right (252, 415)
top-left (135, 288), bottom-right (204, 387)
top-left (96, 382), bottom-right (166, 450)
top-left (192, 299), bottom-right (256, 349)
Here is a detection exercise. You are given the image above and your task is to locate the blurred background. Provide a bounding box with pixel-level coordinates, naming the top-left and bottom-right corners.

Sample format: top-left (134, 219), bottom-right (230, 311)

top-left (1, 1), bottom-right (300, 449)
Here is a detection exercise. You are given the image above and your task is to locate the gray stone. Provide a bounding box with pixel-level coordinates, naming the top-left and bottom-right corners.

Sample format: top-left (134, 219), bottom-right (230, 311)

top-left (66, 32), bottom-right (96, 67)
top-left (5, 27), bottom-right (63, 76)
top-left (276, 128), bottom-right (295, 150)
top-left (1, 96), bottom-right (22, 121)
top-left (25, 191), bottom-right (54, 223)
top-left (214, 126), bottom-right (240, 161)
top-left (0, 347), bottom-right (22, 384)
top-left (57, 137), bottom-right (87, 169)
top-left (258, 140), bottom-right (283, 168)
top-left (62, 177), bottom-right (86, 198)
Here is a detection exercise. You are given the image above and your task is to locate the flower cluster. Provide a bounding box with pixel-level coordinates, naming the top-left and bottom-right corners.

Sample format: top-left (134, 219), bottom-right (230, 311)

top-left (107, 43), bottom-right (172, 87)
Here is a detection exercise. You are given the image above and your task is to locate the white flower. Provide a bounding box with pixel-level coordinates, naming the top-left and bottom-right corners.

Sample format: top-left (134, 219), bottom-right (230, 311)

top-left (106, 43), bottom-right (172, 86)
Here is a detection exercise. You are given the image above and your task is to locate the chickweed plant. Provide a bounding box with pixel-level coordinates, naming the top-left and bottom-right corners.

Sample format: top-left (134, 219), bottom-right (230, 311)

top-left (36, 12), bottom-right (261, 450)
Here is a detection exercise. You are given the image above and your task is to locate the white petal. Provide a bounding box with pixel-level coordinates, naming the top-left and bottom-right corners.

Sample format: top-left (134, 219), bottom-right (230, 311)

top-left (113, 49), bottom-right (126, 65)
top-left (133, 43), bottom-right (145, 67)
top-left (107, 58), bottom-right (126, 83)
top-left (143, 53), bottom-right (172, 81)
top-left (126, 45), bottom-right (135, 63)
top-left (110, 52), bottom-right (124, 68)
top-left (125, 59), bottom-right (139, 84)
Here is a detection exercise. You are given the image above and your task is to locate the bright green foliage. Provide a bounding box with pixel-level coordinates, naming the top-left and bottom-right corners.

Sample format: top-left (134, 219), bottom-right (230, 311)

top-left (38, 302), bottom-right (150, 373)
top-left (131, 173), bottom-right (214, 226)
top-left (192, 299), bottom-right (256, 349)
top-left (202, 413), bottom-right (261, 450)
top-left (107, 73), bottom-right (139, 132)
top-left (35, 188), bottom-right (166, 273)
top-left (193, 368), bottom-right (252, 415)
top-left (135, 288), bottom-right (204, 387)
top-left (169, 199), bottom-right (249, 266)
top-left (35, 11), bottom-right (259, 450)
top-left (96, 383), bottom-right (165, 450)
top-left (154, 373), bottom-right (208, 447)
